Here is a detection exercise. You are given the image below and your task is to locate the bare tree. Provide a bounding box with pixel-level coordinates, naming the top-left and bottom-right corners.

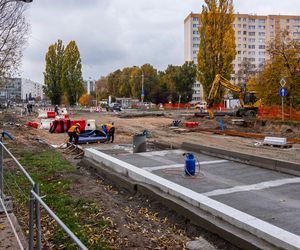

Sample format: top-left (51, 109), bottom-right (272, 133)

top-left (0, 0), bottom-right (29, 83)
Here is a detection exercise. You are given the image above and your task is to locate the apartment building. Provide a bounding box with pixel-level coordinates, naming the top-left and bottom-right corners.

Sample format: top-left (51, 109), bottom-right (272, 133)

top-left (0, 78), bottom-right (43, 102)
top-left (184, 12), bottom-right (300, 101)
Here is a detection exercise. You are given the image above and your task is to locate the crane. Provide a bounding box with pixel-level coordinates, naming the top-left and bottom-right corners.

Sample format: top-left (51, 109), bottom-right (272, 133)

top-left (207, 74), bottom-right (262, 118)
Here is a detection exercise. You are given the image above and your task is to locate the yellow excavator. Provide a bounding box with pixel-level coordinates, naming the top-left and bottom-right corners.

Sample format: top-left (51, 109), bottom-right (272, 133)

top-left (207, 74), bottom-right (262, 118)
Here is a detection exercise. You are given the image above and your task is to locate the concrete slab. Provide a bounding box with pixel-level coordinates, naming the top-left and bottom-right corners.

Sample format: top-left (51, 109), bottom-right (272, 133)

top-left (84, 146), bottom-right (300, 250)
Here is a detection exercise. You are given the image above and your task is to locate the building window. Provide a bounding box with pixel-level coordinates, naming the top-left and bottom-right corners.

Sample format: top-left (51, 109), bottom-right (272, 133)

top-left (259, 32), bottom-right (265, 36)
top-left (248, 45), bottom-right (255, 49)
top-left (259, 51), bottom-right (265, 56)
top-left (238, 17), bottom-right (241, 21)
top-left (293, 32), bottom-right (300, 36)
top-left (259, 45), bottom-right (265, 49)
top-left (238, 24), bottom-right (241, 28)
top-left (238, 50), bottom-right (241, 54)
top-left (248, 25), bottom-right (255, 29)
top-left (193, 31), bottom-right (199, 35)
top-left (238, 31), bottom-right (241, 35)
top-left (243, 24), bottom-right (247, 28)
top-left (259, 19), bottom-right (265, 23)
top-left (259, 58), bottom-right (265, 62)
top-left (258, 38), bottom-right (265, 43)
top-left (243, 31), bottom-right (247, 35)
top-left (249, 18), bottom-right (255, 23)
top-left (193, 17), bottom-right (199, 21)
top-left (248, 51), bottom-right (255, 55)
top-left (270, 25), bottom-right (274, 29)
top-left (238, 37), bottom-right (241, 42)
top-left (258, 25), bottom-right (265, 30)
top-left (249, 32), bottom-right (255, 36)
top-left (193, 44), bottom-right (199, 48)
top-left (249, 38), bottom-right (255, 42)
top-left (193, 24), bottom-right (198, 28)
top-left (193, 50), bottom-right (197, 54)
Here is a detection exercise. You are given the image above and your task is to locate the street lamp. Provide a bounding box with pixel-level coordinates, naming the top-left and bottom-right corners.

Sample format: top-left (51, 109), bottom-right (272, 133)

top-left (141, 69), bottom-right (144, 104)
top-left (133, 66), bottom-right (144, 104)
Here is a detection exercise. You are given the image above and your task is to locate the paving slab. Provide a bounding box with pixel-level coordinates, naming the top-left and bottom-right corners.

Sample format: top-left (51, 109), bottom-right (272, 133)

top-left (85, 145), bottom-right (300, 249)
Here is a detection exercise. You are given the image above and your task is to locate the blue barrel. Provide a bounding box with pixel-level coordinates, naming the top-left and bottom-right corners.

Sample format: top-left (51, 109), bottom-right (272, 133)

top-left (185, 153), bottom-right (196, 176)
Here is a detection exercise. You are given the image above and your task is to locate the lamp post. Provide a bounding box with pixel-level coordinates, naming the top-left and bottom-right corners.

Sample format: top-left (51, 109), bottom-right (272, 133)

top-left (141, 69), bottom-right (144, 104)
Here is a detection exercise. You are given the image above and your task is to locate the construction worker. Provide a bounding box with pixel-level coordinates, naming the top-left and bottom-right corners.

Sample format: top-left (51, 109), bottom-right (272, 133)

top-left (68, 123), bottom-right (81, 144)
top-left (106, 121), bottom-right (115, 143)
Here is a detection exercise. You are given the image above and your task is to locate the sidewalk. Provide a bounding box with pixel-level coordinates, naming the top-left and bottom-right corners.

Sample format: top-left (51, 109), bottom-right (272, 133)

top-left (0, 213), bottom-right (26, 249)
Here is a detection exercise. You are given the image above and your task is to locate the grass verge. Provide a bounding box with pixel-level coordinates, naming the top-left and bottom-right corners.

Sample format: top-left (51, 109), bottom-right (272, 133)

top-left (4, 142), bottom-right (109, 249)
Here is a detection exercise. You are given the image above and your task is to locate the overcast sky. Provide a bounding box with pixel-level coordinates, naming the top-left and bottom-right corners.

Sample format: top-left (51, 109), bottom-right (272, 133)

top-left (21, 0), bottom-right (300, 83)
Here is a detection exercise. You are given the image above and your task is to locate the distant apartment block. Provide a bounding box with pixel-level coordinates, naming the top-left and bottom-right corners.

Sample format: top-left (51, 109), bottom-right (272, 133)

top-left (84, 79), bottom-right (96, 95)
top-left (0, 78), bottom-right (43, 102)
top-left (184, 12), bottom-right (300, 101)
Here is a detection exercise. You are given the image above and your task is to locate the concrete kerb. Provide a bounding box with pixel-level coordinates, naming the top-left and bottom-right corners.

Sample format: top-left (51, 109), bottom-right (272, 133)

top-left (182, 142), bottom-right (300, 176)
top-left (85, 148), bottom-right (300, 250)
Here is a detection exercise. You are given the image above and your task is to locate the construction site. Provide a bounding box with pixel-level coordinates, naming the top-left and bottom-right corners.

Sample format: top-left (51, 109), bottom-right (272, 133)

top-left (0, 105), bottom-right (300, 250)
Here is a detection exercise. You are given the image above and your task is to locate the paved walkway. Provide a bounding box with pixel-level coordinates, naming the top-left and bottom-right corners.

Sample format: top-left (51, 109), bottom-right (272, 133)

top-left (0, 213), bottom-right (24, 249)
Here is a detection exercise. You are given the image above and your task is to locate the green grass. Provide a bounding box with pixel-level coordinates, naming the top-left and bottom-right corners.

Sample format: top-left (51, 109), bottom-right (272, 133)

top-left (4, 148), bottom-right (109, 249)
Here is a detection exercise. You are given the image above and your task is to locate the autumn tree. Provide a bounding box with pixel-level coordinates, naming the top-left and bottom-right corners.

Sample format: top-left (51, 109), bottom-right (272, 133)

top-left (43, 40), bottom-right (65, 105)
top-left (197, 0), bottom-right (236, 97)
top-left (79, 93), bottom-right (90, 106)
top-left (0, 0), bottom-right (29, 83)
top-left (252, 31), bottom-right (300, 108)
top-left (95, 76), bottom-right (109, 101)
top-left (62, 41), bottom-right (84, 105)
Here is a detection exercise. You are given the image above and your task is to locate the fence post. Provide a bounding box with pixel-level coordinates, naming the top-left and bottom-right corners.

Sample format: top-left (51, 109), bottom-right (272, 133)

top-left (29, 191), bottom-right (35, 250)
top-left (0, 142), bottom-right (3, 198)
top-left (34, 184), bottom-right (42, 249)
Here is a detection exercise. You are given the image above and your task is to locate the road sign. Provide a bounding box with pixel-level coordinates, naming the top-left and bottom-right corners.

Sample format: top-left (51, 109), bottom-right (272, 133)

top-left (280, 78), bottom-right (286, 87)
top-left (280, 87), bottom-right (287, 97)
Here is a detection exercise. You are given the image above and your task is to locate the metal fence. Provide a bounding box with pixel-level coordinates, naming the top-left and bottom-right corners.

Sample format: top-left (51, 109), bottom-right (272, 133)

top-left (0, 140), bottom-right (87, 250)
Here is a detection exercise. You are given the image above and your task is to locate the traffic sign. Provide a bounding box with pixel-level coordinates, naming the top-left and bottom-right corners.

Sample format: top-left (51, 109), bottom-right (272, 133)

top-left (280, 78), bottom-right (286, 87)
top-left (280, 87), bottom-right (287, 97)
top-left (141, 89), bottom-right (144, 97)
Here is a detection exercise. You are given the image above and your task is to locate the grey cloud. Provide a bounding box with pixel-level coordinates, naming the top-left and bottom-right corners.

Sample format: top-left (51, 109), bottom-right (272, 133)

top-left (21, 0), bottom-right (300, 82)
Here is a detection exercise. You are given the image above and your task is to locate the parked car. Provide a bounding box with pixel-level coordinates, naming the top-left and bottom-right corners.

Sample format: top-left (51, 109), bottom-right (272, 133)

top-left (106, 103), bottom-right (122, 112)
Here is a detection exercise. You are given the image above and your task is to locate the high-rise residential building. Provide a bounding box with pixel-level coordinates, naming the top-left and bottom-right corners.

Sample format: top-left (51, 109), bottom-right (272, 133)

top-left (84, 79), bottom-right (96, 95)
top-left (184, 12), bottom-right (300, 101)
top-left (0, 78), bottom-right (43, 102)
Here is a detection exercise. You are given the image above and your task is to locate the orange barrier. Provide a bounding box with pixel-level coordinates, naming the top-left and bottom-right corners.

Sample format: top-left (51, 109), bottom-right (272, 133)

top-left (258, 105), bottom-right (300, 121)
top-left (163, 103), bottom-right (191, 109)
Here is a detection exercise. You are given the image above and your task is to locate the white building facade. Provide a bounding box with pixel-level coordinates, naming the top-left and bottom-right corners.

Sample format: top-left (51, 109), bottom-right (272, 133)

top-left (184, 13), bottom-right (300, 102)
top-left (0, 78), bottom-right (43, 102)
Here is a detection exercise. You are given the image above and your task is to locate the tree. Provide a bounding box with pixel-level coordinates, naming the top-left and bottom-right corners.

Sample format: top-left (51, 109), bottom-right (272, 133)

top-left (0, 0), bottom-right (29, 83)
top-left (95, 76), bottom-right (108, 101)
top-left (62, 41), bottom-right (84, 105)
top-left (252, 31), bottom-right (300, 109)
top-left (79, 93), bottom-right (90, 106)
top-left (43, 40), bottom-right (65, 105)
top-left (176, 61), bottom-right (196, 102)
top-left (197, 0), bottom-right (236, 97)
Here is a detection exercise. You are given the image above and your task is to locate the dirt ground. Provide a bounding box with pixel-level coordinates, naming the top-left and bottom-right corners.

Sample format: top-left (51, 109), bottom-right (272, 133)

top-left (0, 110), bottom-right (239, 249)
top-left (1, 108), bottom-right (300, 249)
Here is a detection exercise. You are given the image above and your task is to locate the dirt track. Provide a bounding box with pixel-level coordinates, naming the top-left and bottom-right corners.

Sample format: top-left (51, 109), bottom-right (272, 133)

top-left (1, 109), bottom-right (299, 249)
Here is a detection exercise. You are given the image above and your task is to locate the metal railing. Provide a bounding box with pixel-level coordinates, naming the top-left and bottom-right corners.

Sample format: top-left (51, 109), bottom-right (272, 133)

top-left (0, 140), bottom-right (88, 250)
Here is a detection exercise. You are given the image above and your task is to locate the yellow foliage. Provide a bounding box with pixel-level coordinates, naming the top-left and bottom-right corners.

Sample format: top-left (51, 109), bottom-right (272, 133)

top-left (79, 93), bottom-right (90, 106)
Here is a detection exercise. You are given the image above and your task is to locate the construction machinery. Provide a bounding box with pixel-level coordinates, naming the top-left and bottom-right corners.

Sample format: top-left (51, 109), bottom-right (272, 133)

top-left (207, 74), bottom-right (262, 118)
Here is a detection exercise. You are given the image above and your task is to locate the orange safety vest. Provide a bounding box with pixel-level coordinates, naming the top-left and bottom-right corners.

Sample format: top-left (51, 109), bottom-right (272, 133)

top-left (106, 123), bottom-right (113, 132)
top-left (68, 125), bottom-right (80, 135)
